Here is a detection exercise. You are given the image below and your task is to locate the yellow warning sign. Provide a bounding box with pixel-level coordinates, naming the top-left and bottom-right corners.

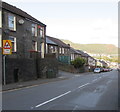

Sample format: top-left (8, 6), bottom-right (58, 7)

top-left (3, 40), bottom-right (12, 55)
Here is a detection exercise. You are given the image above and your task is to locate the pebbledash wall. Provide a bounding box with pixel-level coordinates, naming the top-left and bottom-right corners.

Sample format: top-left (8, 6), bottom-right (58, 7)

top-left (2, 2), bottom-right (47, 84)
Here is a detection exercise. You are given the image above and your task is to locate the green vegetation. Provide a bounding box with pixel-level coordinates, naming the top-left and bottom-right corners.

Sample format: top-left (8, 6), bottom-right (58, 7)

top-left (61, 39), bottom-right (119, 63)
top-left (71, 57), bottom-right (86, 68)
top-left (61, 39), bottom-right (118, 54)
top-left (93, 56), bottom-right (119, 63)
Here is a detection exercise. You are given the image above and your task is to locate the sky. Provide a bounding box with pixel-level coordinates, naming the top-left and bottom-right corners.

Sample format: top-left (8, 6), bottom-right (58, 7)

top-left (2, 0), bottom-right (118, 47)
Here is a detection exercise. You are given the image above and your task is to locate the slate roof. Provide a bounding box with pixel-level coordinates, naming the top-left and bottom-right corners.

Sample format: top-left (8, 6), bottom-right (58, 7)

top-left (70, 48), bottom-right (81, 54)
top-left (2, 2), bottom-right (46, 26)
top-left (99, 60), bottom-right (107, 65)
top-left (46, 36), bottom-right (70, 48)
top-left (77, 50), bottom-right (88, 57)
top-left (46, 37), bottom-right (58, 46)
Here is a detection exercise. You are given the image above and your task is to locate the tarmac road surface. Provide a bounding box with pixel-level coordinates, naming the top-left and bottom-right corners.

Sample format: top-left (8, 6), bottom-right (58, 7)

top-left (2, 70), bottom-right (118, 110)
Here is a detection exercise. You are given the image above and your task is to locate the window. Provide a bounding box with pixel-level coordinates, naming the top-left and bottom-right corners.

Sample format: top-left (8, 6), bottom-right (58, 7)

top-left (38, 26), bottom-right (44, 37)
top-left (32, 24), bottom-right (37, 36)
top-left (59, 48), bottom-right (62, 54)
top-left (46, 44), bottom-right (48, 53)
top-left (0, 34), bottom-right (1, 48)
top-left (71, 54), bottom-right (74, 61)
top-left (32, 40), bottom-right (37, 51)
top-left (65, 48), bottom-right (67, 54)
top-left (62, 48), bottom-right (64, 54)
top-left (0, 29), bottom-right (1, 47)
top-left (55, 46), bottom-right (57, 52)
top-left (8, 14), bottom-right (16, 31)
top-left (9, 36), bottom-right (16, 52)
top-left (50, 46), bottom-right (54, 53)
top-left (0, 10), bottom-right (2, 28)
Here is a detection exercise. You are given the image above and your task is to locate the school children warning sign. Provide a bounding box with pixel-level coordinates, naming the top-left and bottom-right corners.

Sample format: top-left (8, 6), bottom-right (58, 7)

top-left (3, 40), bottom-right (12, 55)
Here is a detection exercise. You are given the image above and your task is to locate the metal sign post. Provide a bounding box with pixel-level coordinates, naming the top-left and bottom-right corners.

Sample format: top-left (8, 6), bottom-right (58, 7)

top-left (3, 55), bottom-right (6, 85)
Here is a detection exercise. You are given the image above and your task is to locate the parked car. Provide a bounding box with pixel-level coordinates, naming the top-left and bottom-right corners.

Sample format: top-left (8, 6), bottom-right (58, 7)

top-left (94, 68), bottom-right (101, 73)
top-left (107, 68), bottom-right (111, 72)
top-left (100, 68), bottom-right (104, 72)
top-left (103, 68), bottom-right (109, 72)
top-left (109, 68), bottom-right (112, 71)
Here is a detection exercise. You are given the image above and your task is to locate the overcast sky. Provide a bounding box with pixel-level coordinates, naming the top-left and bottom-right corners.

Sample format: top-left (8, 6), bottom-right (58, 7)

top-left (2, 0), bottom-right (118, 47)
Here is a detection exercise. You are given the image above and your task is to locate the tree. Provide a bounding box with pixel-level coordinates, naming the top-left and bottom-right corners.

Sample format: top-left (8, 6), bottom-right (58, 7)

top-left (71, 57), bottom-right (86, 68)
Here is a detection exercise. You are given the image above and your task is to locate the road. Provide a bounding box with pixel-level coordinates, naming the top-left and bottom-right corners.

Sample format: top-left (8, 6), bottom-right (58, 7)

top-left (2, 70), bottom-right (118, 110)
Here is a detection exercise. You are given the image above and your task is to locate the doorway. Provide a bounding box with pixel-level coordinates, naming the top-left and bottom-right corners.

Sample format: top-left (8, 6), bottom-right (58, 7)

top-left (14, 68), bottom-right (19, 82)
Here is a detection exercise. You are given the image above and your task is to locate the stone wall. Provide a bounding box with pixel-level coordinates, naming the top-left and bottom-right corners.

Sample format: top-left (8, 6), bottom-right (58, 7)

top-left (4, 58), bottom-right (37, 84)
top-left (2, 53), bottom-right (58, 84)
top-left (37, 54), bottom-right (58, 78)
top-left (59, 62), bottom-right (90, 73)
top-left (59, 62), bottom-right (77, 73)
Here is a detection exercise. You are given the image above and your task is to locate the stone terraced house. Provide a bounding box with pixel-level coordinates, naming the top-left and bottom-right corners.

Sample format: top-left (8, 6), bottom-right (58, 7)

top-left (1, 2), bottom-right (46, 84)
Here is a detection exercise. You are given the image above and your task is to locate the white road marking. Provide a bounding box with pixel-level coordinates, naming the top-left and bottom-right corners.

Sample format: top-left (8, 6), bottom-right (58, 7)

top-left (78, 83), bottom-right (90, 89)
top-left (75, 75), bottom-right (80, 77)
top-left (35, 91), bottom-right (71, 108)
top-left (58, 76), bottom-right (64, 78)
top-left (92, 79), bottom-right (98, 82)
top-left (30, 107), bottom-right (34, 109)
top-left (106, 80), bottom-right (112, 85)
top-left (72, 105), bottom-right (78, 112)
top-left (94, 89), bottom-right (97, 93)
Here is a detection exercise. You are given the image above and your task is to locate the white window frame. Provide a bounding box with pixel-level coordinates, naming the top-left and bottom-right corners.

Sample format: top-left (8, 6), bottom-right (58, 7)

top-left (50, 46), bottom-right (54, 53)
top-left (0, 10), bottom-right (2, 28)
top-left (0, 34), bottom-right (1, 48)
top-left (9, 36), bottom-right (17, 52)
top-left (59, 47), bottom-right (62, 54)
top-left (35, 41), bottom-right (37, 51)
top-left (62, 48), bottom-right (64, 54)
top-left (8, 14), bottom-right (16, 31)
top-left (71, 54), bottom-right (74, 61)
top-left (55, 46), bottom-right (57, 52)
top-left (46, 44), bottom-right (48, 54)
top-left (32, 24), bottom-right (37, 37)
top-left (38, 26), bottom-right (44, 38)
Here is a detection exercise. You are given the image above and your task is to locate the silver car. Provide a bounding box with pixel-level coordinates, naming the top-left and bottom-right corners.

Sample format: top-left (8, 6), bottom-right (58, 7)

top-left (94, 68), bottom-right (101, 73)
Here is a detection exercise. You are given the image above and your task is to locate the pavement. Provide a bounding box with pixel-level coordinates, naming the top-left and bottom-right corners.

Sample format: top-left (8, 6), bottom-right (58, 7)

top-left (2, 70), bottom-right (92, 92)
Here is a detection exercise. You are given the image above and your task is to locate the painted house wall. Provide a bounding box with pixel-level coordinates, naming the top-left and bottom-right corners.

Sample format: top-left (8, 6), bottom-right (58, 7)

top-left (58, 47), bottom-right (70, 64)
top-left (46, 36), bottom-right (70, 64)
top-left (88, 57), bottom-right (96, 67)
top-left (70, 53), bottom-right (82, 61)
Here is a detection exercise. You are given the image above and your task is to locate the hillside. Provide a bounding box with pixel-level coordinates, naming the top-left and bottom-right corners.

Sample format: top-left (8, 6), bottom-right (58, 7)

top-left (61, 39), bottom-right (118, 55)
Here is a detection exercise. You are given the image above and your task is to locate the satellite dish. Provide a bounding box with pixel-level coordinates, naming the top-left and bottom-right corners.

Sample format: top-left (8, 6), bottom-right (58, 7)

top-left (18, 19), bottom-right (24, 24)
